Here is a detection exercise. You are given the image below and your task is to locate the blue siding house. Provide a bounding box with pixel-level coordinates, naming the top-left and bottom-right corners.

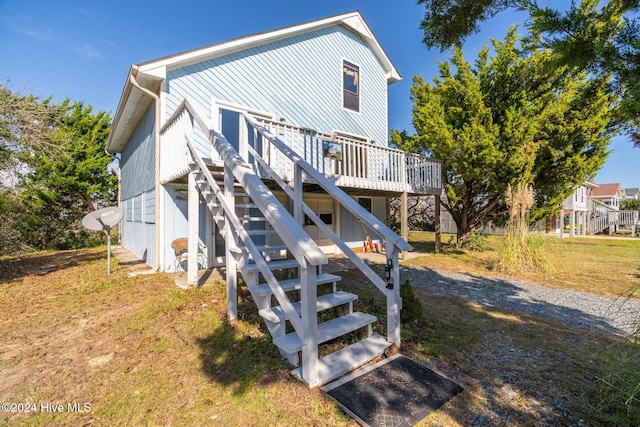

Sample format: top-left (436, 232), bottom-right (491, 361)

top-left (107, 11), bottom-right (441, 388)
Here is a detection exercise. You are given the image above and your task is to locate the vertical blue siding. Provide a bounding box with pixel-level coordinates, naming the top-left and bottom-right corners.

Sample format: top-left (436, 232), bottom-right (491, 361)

top-left (120, 104), bottom-right (157, 266)
top-left (165, 26), bottom-right (389, 146)
top-left (121, 104), bottom-right (156, 199)
top-left (340, 196), bottom-right (388, 244)
top-left (162, 187), bottom-right (210, 272)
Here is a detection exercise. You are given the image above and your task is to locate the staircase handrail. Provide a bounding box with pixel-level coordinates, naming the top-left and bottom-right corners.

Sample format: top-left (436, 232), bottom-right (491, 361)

top-left (591, 198), bottom-right (617, 211)
top-left (246, 141), bottom-right (391, 295)
top-left (175, 99), bottom-right (327, 269)
top-left (185, 138), bottom-right (310, 339)
top-left (171, 100), bottom-right (320, 341)
top-left (244, 113), bottom-right (412, 253)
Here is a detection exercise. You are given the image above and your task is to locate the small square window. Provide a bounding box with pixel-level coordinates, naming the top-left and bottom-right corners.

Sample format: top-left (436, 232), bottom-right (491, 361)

top-left (343, 60), bottom-right (360, 112)
top-left (358, 197), bottom-right (372, 213)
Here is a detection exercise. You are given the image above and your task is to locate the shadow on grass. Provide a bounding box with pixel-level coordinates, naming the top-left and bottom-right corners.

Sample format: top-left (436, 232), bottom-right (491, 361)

top-left (195, 282), bottom-right (293, 396)
top-left (195, 322), bottom-right (292, 396)
top-left (0, 248), bottom-right (105, 282)
top-left (193, 253), bottom-right (634, 424)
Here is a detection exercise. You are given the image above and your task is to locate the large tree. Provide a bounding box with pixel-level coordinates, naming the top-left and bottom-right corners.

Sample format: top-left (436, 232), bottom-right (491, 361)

top-left (0, 84), bottom-right (116, 252)
top-left (418, 0), bottom-right (640, 146)
top-left (399, 31), bottom-right (613, 242)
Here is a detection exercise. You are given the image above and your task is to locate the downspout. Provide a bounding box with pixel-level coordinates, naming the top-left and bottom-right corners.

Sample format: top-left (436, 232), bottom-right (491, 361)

top-left (103, 148), bottom-right (121, 209)
top-left (103, 149), bottom-right (121, 241)
top-left (129, 65), bottom-right (162, 271)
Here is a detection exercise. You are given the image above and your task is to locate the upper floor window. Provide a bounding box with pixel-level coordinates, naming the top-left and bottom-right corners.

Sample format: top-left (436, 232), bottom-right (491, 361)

top-left (343, 60), bottom-right (360, 112)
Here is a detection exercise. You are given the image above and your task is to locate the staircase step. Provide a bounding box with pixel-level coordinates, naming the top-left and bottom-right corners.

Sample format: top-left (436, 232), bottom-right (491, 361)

top-left (241, 258), bottom-right (299, 275)
top-left (273, 312), bottom-right (377, 355)
top-left (255, 244), bottom-right (288, 252)
top-left (259, 291), bottom-right (357, 323)
top-left (236, 203), bottom-right (258, 209)
top-left (212, 215), bottom-right (266, 222)
top-left (240, 216), bottom-right (266, 222)
top-left (294, 334), bottom-right (391, 386)
top-left (246, 229), bottom-right (277, 236)
top-left (249, 273), bottom-right (341, 298)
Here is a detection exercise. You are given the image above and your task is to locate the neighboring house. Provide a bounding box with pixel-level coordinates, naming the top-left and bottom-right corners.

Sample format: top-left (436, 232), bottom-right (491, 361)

top-left (591, 183), bottom-right (622, 209)
top-left (624, 187), bottom-right (639, 200)
top-left (106, 11), bottom-right (442, 388)
top-left (557, 182), bottom-right (638, 237)
top-left (560, 181), bottom-right (598, 237)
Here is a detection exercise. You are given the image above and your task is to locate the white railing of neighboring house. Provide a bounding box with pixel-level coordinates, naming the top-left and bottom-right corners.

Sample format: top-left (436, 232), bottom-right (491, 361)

top-left (253, 117), bottom-right (442, 194)
top-left (589, 198), bottom-right (639, 235)
top-left (614, 210), bottom-right (639, 226)
top-left (589, 199), bottom-right (614, 234)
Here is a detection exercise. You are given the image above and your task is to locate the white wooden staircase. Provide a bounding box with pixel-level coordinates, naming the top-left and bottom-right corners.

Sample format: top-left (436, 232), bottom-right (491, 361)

top-left (588, 199), bottom-right (638, 236)
top-left (164, 100), bottom-right (411, 388)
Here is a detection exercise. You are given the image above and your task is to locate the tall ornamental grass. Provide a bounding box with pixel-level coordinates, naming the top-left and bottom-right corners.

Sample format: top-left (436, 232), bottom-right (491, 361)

top-left (495, 184), bottom-right (549, 273)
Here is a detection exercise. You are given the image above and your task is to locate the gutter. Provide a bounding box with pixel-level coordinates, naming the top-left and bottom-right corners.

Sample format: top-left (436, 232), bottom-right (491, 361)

top-left (129, 65), bottom-right (162, 272)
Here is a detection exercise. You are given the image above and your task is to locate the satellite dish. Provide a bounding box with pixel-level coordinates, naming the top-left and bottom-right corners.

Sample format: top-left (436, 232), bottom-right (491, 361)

top-left (82, 206), bottom-right (124, 231)
top-left (82, 207), bottom-right (124, 275)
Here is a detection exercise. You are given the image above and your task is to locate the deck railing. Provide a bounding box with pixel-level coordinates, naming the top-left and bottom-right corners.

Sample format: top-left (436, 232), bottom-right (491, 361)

top-left (613, 210), bottom-right (639, 226)
top-left (159, 107), bottom-right (193, 184)
top-left (253, 117), bottom-right (441, 194)
top-left (588, 198), bottom-right (638, 235)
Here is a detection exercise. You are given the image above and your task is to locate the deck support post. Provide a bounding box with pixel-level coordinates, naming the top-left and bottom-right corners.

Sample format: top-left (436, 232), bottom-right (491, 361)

top-left (188, 170), bottom-right (200, 286)
top-left (435, 194), bottom-right (442, 253)
top-left (386, 245), bottom-right (401, 347)
top-left (569, 210), bottom-right (576, 237)
top-left (400, 192), bottom-right (408, 260)
top-left (300, 260), bottom-right (318, 387)
top-left (224, 164), bottom-right (238, 321)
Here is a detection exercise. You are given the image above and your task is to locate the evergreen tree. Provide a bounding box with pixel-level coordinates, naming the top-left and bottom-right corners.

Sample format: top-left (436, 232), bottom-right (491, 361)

top-left (403, 31), bottom-right (613, 242)
top-left (418, 0), bottom-right (640, 146)
top-left (0, 84), bottom-right (116, 252)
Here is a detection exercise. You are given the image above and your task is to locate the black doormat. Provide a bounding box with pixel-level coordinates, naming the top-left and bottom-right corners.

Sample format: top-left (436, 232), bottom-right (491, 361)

top-left (323, 355), bottom-right (463, 427)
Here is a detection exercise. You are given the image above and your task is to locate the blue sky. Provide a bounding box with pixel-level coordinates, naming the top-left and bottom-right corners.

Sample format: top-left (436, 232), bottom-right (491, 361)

top-left (1, 0), bottom-right (637, 188)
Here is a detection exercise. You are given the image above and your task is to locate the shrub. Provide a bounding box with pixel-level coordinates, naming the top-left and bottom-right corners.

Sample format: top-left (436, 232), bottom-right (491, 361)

top-left (400, 279), bottom-right (423, 323)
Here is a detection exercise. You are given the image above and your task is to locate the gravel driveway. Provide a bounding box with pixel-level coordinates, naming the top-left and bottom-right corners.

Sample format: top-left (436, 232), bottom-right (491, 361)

top-left (403, 265), bottom-right (640, 336)
top-left (327, 253), bottom-right (640, 336)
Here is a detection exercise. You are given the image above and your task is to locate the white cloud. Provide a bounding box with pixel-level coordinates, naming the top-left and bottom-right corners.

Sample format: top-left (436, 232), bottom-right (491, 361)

top-left (10, 16), bottom-right (103, 61)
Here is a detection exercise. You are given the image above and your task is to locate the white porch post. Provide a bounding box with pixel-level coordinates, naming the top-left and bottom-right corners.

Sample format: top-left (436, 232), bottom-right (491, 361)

top-left (300, 260), bottom-right (318, 387)
top-left (569, 210), bottom-right (576, 237)
top-left (386, 245), bottom-right (401, 347)
top-left (224, 164), bottom-right (238, 321)
top-left (188, 170), bottom-right (199, 286)
top-left (435, 194), bottom-right (442, 253)
top-left (400, 192), bottom-right (408, 259)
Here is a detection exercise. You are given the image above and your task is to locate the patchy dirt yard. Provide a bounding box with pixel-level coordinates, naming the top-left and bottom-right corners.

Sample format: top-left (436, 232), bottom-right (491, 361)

top-left (0, 246), bottom-right (637, 426)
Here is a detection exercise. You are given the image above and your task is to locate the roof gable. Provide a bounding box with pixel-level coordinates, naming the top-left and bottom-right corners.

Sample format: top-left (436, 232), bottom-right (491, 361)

top-left (139, 11), bottom-right (400, 83)
top-left (107, 11), bottom-right (399, 153)
top-left (592, 183), bottom-right (622, 197)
